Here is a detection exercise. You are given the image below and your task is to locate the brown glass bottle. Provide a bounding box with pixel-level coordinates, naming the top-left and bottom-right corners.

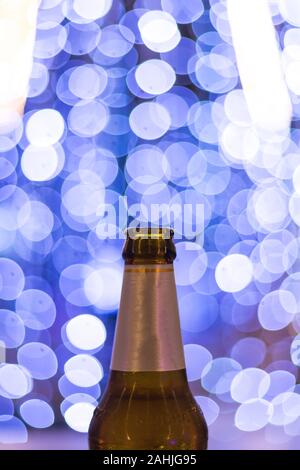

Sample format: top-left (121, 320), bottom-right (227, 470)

top-left (88, 228), bottom-right (208, 450)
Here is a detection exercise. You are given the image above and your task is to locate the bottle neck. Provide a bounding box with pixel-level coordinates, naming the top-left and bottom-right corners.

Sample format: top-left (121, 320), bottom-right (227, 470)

top-left (110, 262), bottom-right (186, 372)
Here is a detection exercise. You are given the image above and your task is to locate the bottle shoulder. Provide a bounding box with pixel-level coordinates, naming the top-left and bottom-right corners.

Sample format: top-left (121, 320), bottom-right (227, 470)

top-left (89, 378), bottom-right (208, 450)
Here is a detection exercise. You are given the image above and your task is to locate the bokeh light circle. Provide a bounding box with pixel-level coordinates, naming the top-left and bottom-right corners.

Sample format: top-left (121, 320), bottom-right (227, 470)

top-left (235, 399), bottom-right (273, 432)
top-left (26, 109), bottom-right (65, 147)
top-left (16, 289), bottom-right (56, 330)
top-left (184, 344), bottom-right (212, 382)
top-left (0, 309), bottom-right (25, 349)
top-left (64, 354), bottom-right (103, 387)
top-left (20, 400), bottom-right (55, 429)
top-left (129, 102), bottom-right (171, 140)
top-left (215, 254), bottom-right (253, 293)
top-left (17, 343), bottom-right (58, 380)
top-left (0, 364), bottom-right (32, 399)
top-left (65, 314), bottom-right (106, 351)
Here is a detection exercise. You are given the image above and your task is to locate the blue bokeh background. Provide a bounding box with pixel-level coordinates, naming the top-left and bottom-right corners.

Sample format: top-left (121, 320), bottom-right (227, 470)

top-left (0, 0), bottom-right (300, 449)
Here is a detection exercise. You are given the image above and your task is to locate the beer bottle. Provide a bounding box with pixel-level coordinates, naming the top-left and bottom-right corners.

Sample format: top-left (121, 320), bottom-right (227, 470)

top-left (88, 227), bottom-right (208, 450)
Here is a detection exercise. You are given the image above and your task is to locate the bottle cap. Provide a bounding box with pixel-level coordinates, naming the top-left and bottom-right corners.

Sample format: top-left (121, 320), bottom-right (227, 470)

top-left (122, 227), bottom-right (176, 263)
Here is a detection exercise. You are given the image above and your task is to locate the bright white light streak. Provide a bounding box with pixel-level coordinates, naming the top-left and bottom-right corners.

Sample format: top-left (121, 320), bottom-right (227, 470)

top-left (0, 0), bottom-right (39, 114)
top-left (227, 0), bottom-right (292, 136)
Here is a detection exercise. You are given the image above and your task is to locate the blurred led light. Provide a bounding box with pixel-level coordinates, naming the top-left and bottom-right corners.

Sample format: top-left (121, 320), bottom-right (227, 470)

top-left (68, 65), bottom-right (108, 100)
top-left (213, 223), bottom-right (240, 255)
top-left (265, 371), bottom-right (296, 399)
top-left (66, 314), bottom-right (106, 351)
top-left (0, 309), bottom-right (25, 348)
top-left (231, 368), bottom-right (270, 403)
top-left (230, 337), bottom-right (266, 368)
top-left (59, 264), bottom-right (94, 307)
top-left (119, 8), bottom-right (147, 44)
top-left (279, 0), bottom-right (300, 27)
top-left (0, 227), bottom-right (15, 252)
top-left (155, 92), bottom-right (189, 129)
top-left (188, 150), bottom-right (231, 195)
top-left (26, 109), bottom-right (64, 147)
top-left (209, 1), bottom-right (232, 43)
top-left (62, 183), bottom-right (105, 219)
top-left (21, 144), bottom-right (64, 182)
top-left (201, 357), bottom-right (242, 395)
top-left (19, 201), bottom-right (54, 242)
top-left (235, 399), bottom-right (273, 432)
top-left (129, 102), bottom-right (171, 140)
top-left (226, 190), bottom-right (256, 237)
top-left (0, 416), bottom-right (28, 444)
top-left (38, 1), bottom-right (65, 25)
top-left (20, 399), bottom-right (55, 429)
top-left (0, 110), bottom-right (23, 151)
top-left (28, 62), bottom-right (49, 98)
top-left (270, 392), bottom-right (300, 426)
top-left (258, 290), bottom-right (296, 331)
top-left (135, 60), bottom-right (176, 95)
top-left (0, 258), bottom-right (25, 300)
top-left (291, 334), bottom-right (300, 366)
top-left (283, 28), bottom-right (300, 58)
top-left (215, 254), bottom-right (253, 293)
top-left (192, 53), bottom-right (238, 94)
top-left (221, 123), bottom-right (260, 163)
top-left (138, 10), bottom-right (180, 53)
top-left (161, 0), bottom-right (204, 24)
top-left (195, 396), bottom-right (219, 426)
top-left (193, 251), bottom-right (222, 296)
top-left (285, 416), bottom-right (300, 437)
top-left (278, 272), bottom-right (300, 301)
top-left (17, 342), bottom-right (58, 380)
top-left (227, 0), bottom-right (292, 134)
top-left (79, 147), bottom-right (118, 186)
top-left (64, 400), bottom-right (96, 433)
top-left (0, 157), bottom-right (15, 180)
top-left (87, 232), bottom-right (123, 263)
top-left (125, 145), bottom-right (168, 186)
top-left (289, 192), bottom-right (300, 227)
top-left (52, 236), bottom-right (88, 272)
top-left (259, 231), bottom-right (295, 275)
top-left (58, 374), bottom-right (101, 399)
top-left (84, 266), bottom-right (122, 311)
top-left (161, 37), bottom-right (196, 75)
top-left (174, 242), bottom-right (207, 286)
top-left (137, 183), bottom-right (173, 223)
top-left (224, 89), bottom-right (252, 127)
top-left (187, 102), bottom-right (221, 145)
top-left (0, 397), bottom-right (14, 416)
top-left (174, 187), bottom-right (208, 232)
top-left (64, 22), bottom-right (101, 56)
top-left (73, 0), bottom-right (113, 20)
top-left (68, 100), bottom-right (109, 137)
top-left (34, 21), bottom-right (67, 59)
top-left (292, 166), bottom-right (300, 193)
top-left (64, 354), bottom-right (103, 387)
top-left (179, 293), bottom-right (218, 332)
top-left (249, 186), bottom-right (290, 233)
top-left (105, 114), bottom-right (130, 136)
top-left (183, 344), bottom-right (212, 382)
top-left (0, 364), bottom-right (32, 399)
top-left (16, 289), bottom-right (56, 330)
top-left (1, 0), bottom-right (299, 447)
top-left (97, 25), bottom-right (135, 58)
top-left (165, 142), bottom-right (205, 188)
top-left (0, 186), bottom-right (29, 229)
